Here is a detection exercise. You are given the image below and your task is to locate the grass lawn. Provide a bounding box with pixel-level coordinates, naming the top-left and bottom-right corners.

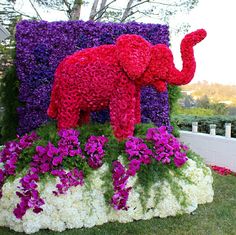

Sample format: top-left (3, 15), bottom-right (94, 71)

top-left (0, 172), bottom-right (235, 235)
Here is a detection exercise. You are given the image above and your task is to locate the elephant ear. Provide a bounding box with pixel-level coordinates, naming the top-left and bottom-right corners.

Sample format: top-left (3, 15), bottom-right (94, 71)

top-left (116, 34), bottom-right (151, 79)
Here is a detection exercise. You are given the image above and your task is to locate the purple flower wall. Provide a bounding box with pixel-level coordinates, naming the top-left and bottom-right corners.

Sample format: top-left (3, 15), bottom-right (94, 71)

top-left (15, 20), bottom-right (171, 135)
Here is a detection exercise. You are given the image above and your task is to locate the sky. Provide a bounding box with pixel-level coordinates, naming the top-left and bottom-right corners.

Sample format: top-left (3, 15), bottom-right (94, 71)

top-left (13, 0), bottom-right (236, 85)
top-left (170, 0), bottom-right (236, 85)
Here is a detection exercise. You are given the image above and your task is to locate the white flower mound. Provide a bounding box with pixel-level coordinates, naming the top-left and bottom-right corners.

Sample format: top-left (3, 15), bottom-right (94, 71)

top-left (0, 159), bottom-right (214, 234)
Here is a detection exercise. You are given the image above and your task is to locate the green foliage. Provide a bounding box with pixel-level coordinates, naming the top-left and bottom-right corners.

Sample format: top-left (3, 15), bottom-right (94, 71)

top-left (168, 85), bottom-right (182, 115)
top-left (173, 115), bottom-right (236, 138)
top-left (168, 85), bottom-right (182, 137)
top-left (177, 107), bottom-right (215, 116)
top-left (0, 52), bottom-right (19, 144)
top-left (136, 149), bottom-right (203, 210)
top-left (195, 95), bottom-right (211, 109)
top-left (210, 103), bottom-right (228, 115)
top-left (194, 95), bottom-right (228, 115)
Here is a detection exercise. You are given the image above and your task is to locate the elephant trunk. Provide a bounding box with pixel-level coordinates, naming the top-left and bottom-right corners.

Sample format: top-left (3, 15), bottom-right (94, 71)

top-left (167, 29), bottom-right (207, 86)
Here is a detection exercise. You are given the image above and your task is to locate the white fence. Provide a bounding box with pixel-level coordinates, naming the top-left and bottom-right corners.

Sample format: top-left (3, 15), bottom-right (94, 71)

top-left (180, 130), bottom-right (236, 172)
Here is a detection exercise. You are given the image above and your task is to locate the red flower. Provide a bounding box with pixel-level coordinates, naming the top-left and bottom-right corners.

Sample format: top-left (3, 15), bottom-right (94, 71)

top-left (48, 30), bottom-right (206, 140)
top-left (211, 165), bottom-right (235, 176)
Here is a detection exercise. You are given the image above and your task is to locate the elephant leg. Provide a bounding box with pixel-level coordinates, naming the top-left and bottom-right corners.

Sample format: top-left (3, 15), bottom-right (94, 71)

top-left (78, 111), bottom-right (90, 126)
top-left (109, 82), bottom-right (136, 141)
top-left (57, 94), bottom-right (80, 129)
top-left (134, 87), bottom-right (141, 125)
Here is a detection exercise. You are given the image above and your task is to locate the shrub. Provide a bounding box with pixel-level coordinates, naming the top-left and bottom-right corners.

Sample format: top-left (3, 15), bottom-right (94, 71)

top-left (177, 107), bottom-right (215, 116)
top-left (173, 115), bottom-right (236, 138)
top-left (168, 85), bottom-right (181, 137)
top-left (0, 60), bottom-right (19, 144)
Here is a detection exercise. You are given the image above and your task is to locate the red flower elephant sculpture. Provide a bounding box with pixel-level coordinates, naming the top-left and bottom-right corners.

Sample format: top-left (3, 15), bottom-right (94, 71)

top-left (47, 29), bottom-right (207, 140)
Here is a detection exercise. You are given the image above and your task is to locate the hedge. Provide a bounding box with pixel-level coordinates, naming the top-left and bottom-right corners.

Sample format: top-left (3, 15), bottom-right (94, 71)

top-left (173, 115), bottom-right (236, 138)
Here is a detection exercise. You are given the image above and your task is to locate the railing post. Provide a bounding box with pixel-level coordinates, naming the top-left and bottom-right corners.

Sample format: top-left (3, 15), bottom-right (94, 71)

top-left (192, 122), bottom-right (198, 133)
top-left (225, 123), bottom-right (231, 138)
top-left (210, 124), bottom-right (216, 135)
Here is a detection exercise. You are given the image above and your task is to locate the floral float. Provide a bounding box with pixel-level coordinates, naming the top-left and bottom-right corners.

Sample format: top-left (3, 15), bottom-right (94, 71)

top-left (0, 20), bottom-right (213, 234)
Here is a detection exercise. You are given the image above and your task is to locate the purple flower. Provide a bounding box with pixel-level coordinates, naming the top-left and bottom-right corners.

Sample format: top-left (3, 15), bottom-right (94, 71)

top-left (52, 156), bottom-right (63, 166)
top-left (85, 135), bottom-right (108, 169)
top-left (146, 126), bottom-right (188, 167)
top-left (111, 160), bottom-right (131, 210)
top-left (0, 133), bottom-right (38, 199)
top-left (127, 159), bottom-right (141, 176)
top-left (141, 86), bottom-right (172, 132)
top-left (51, 168), bottom-right (84, 196)
top-left (125, 136), bottom-right (152, 164)
top-left (14, 173), bottom-right (44, 219)
top-left (58, 129), bottom-right (84, 159)
top-left (0, 169), bottom-right (4, 182)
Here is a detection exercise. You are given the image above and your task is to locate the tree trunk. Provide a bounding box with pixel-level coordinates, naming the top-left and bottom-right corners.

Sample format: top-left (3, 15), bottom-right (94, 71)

top-left (71, 0), bottom-right (83, 20)
top-left (89, 0), bottom-right (100, 20)
top-left (96, 0), bottom-right (107, 22)
top-left (121, 0), bottom-right (134, 22)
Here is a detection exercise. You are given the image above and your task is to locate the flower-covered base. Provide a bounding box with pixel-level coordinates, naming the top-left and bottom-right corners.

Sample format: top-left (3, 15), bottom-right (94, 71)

top-left (0, 158), bottom-right (213, 234)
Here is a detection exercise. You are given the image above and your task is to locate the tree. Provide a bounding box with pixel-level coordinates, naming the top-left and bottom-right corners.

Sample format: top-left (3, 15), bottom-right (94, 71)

top-left (1, 1), bottom-right (199, 27)
top-left (196, 95), bottom-right (211, 109)
top-left (211, 103), bottom-right (228, 115)
top-left (87, 0), bottom-right (199, 29)
top-left (180, 94), bottom-right (195, 108)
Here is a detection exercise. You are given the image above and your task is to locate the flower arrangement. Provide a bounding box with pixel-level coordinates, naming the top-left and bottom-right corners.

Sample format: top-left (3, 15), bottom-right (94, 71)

top-left (0, 124), bottom-right (189, 219)
top-left (0, 132), bottom-right (38, 198)
top-left (1, 129), bottom-right (87, 219)
top-left (111, 126), bottom-right (188, 210)
top-left (0, 123), bottom-right (214, 233)
top-left (16, 20), bottom-right (171, 135)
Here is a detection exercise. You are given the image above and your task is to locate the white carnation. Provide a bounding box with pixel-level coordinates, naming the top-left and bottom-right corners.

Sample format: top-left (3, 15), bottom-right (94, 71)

top-left (0, 158), bottom-right (214, 233)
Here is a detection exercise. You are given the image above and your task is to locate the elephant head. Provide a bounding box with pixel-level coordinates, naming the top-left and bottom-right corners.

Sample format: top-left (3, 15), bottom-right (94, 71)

top-left (116, 29), bottom-right (207, 91)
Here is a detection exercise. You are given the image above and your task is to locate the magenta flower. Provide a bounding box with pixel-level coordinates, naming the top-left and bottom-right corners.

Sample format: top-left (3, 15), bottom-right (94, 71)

top-left (146, 126), bottom-right (188, 167)
top-left (14, 173), bottom-right (44, 219)
top-left (30, 142), bottom-right (59, 174)
top-left (85, 135), bottom-right (108, 169)
top-left (125, 137), bottom-right (152, 178)
top-left (52, 156), bottom-right (63, 166)
top-left (127, 159), bottom-right (141, 176)
top-left (111, 160), bottom-right (131, 210)
top-left (0, 132), bottom-right (38, 200)
top-left (51, 168), bottom-right (84, 196)
top-left (58, 129), bottom-right (84, 159)
top-left (125, 137), bottom-right (152, 164)
top-left (111, 188), bottom-right (131, 211)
